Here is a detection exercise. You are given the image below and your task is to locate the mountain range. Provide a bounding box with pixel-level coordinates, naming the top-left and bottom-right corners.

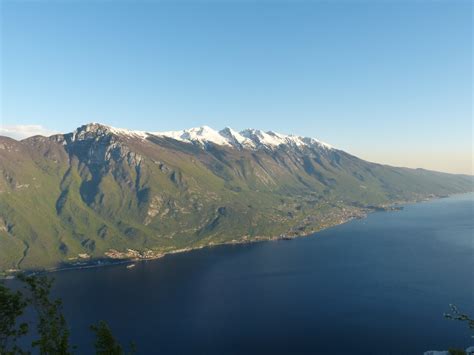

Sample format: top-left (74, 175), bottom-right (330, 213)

top-left (0, 123), bottom-right (472, 274)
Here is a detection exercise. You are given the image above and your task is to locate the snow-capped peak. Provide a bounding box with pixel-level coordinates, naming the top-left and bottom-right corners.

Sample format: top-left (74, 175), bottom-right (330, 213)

top-left (154, 126), bottom-right (232, 147)
top-left (70, 123), bottom-right (333, 150)
top-left (72, 123), bottom-right (149, 141)
top-left (241, 129), bottom-right (292, 147)
top-left (219, 127), bottom-right (256, 149)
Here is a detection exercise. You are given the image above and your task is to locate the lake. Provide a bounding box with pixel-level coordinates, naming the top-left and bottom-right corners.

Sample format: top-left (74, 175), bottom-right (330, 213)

top-left (48, 194), bottom-right (474, 354)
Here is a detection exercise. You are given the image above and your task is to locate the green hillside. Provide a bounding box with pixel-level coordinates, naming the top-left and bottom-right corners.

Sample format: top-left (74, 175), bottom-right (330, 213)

top-left (0, 123), bottom-right (472, 274)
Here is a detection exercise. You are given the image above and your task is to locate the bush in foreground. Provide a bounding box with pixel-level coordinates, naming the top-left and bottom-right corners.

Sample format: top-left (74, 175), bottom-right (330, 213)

top-left (0, 274), bottom-right (134, 354)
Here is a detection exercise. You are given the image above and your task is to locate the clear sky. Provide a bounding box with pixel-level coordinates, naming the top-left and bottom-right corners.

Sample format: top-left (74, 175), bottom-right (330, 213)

top-left (1, 0), bottom-right (472, 174)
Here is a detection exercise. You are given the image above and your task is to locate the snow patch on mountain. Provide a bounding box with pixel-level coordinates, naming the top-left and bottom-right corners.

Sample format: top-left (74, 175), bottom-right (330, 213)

top-left (71, 123), bottom-right (333, 150)
top-left (108, 126), bottom-right (149, 139)
top-left (71, 123), bottom-right (149, 141)
top-left (219, 127), bottom-right (256, 149)
top-left (154, 126), bottom-right (232, 147)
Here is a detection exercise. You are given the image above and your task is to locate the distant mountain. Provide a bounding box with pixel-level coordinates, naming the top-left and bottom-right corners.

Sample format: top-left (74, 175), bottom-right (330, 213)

top-left (0, 123), bottom-right (472, 273)
top-left (78, 123), bottom-right (333, 150)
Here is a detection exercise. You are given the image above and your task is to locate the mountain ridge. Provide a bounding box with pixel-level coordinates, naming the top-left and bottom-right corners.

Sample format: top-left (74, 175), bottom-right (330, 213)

top-left (11, 122), bottom-right (471, 175)
top-left (0, 122), bottom-right (472, 274)
top-left (14, 122), bottom-right (334, 151)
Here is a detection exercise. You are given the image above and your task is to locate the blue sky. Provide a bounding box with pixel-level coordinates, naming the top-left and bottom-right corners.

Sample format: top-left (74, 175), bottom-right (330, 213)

top-left (1, 0), bottom-right (472, 174)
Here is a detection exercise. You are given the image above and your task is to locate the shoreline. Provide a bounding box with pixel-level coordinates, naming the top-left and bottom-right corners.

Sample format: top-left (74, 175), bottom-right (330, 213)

top-left (2, 192), bottom-right (471, 279)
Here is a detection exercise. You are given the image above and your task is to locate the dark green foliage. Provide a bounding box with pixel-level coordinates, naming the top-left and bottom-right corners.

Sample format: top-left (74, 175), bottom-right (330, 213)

top-left (448, 349), bottom-right (466, 355)
top-left (444, 304), bottom-right (474, 353)
top-left (18, 274), bottom-right (72, 355)
top-left (0, 275), bottom-right (132, 354)
top-left (445, 304), bottom-right (474, 336)
top-left (91, 321), bottom-right (123, 355)
top-left (0, 282), bottom-right (29, 354)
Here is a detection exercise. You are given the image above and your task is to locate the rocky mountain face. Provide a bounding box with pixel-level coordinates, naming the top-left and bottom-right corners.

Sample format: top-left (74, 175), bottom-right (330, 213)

top-left (0, 123), bottom-right (472, 273)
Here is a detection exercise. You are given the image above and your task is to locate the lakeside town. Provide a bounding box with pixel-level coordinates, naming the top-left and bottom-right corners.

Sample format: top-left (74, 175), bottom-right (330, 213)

top-left (1, 199), bottom-right (429, 279)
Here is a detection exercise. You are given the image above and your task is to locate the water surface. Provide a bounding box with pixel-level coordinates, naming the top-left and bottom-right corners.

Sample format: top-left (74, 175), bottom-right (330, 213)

top-left (51, 194), bottom-right (474, 354)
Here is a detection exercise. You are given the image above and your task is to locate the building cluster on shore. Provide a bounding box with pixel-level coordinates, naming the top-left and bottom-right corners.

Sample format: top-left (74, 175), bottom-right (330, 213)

top-left (104, 248), bottom-right (163, 260)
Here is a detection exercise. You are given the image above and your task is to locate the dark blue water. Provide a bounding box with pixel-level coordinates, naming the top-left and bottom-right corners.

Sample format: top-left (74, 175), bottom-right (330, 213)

top-left (50, 194), bottom-right (473, 354)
